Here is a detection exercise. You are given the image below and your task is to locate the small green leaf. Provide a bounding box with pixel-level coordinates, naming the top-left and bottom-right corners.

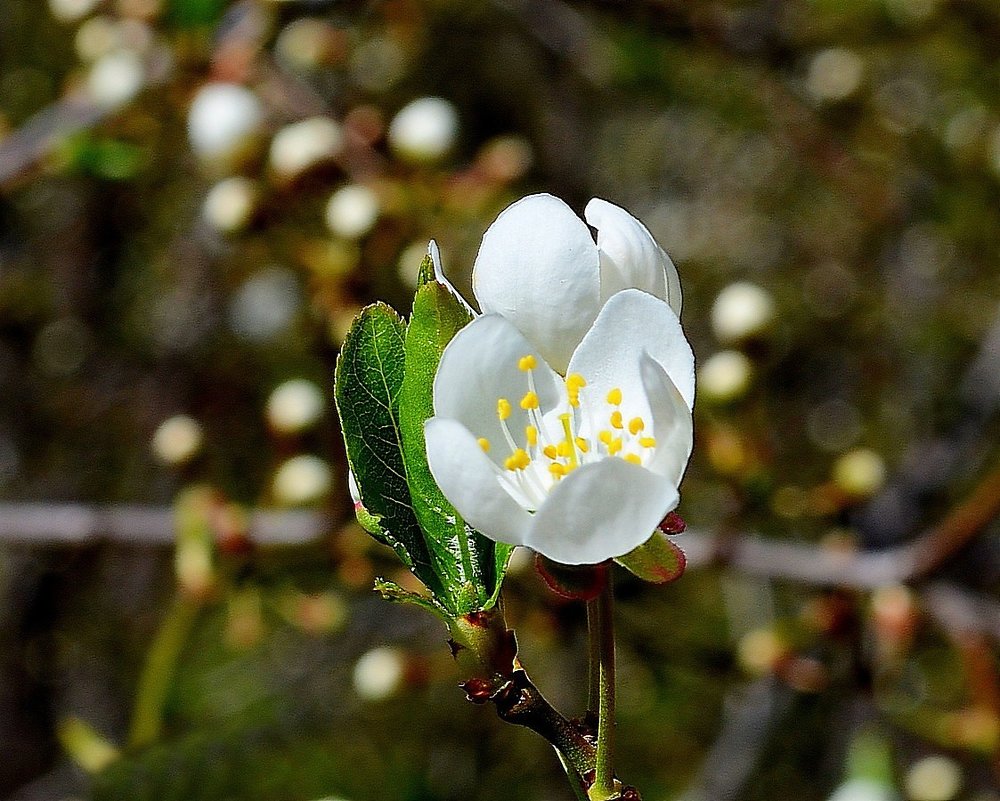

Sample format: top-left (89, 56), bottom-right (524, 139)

top-left (334, 303), bottom-right (444, 598)
top-left (373, 577), bottom-right (450, 619)
top-left (399, 276), bottom-right (511, 612)
top-left (616, 529), bottom-right (686, 584)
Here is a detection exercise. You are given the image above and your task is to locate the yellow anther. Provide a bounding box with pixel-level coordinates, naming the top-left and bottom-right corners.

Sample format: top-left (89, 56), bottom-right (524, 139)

top-left (525, 426), bottom-right (538, 447)
top-left (504, 448), bottom-right (530, 471)
top-left (566, 373), bottom-right (587, 390)
top-left (610, 410), bottom-right (624, 430)
top-left (606, 387), bottom-right (622, 406)
top-left (477, 438), bottom-right (491, 453)
top-left (518, 354), bottom-right (537, 371)
top-left (628, 417), bottom-right (645, 435)
top-left (639, 436), bottom-right (657, 448)
top-left (497, 398), bottom-right (512, 421)
top-left (607, 437), bottom-right (623, 456)
top-left (624, 453), bottom-right (642, 465)
top-left (598, 430), bottom-right (614, 446)
top-left (520, 391), bottom-right (539, 410)
top-left (575, 437), bottom-right (590, 453)
top-left (543, 444), bottom-right (558, 460)
top-left (548, 463), bottom-right (567, 477)
top-left (556, 441), bottom-right (573, 457)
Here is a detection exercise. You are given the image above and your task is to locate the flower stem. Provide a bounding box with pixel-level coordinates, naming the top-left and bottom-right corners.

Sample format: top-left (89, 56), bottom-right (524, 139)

top-left (590, 576), bottom-right (618, 801)
top-left (586, 597), bottom-right (601, 715)
top-left (128, 593), bottom-right (200, 749)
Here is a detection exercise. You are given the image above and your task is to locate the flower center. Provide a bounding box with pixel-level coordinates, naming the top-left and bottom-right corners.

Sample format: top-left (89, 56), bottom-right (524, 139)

top-left (476, 354), bottom-right (659, 509)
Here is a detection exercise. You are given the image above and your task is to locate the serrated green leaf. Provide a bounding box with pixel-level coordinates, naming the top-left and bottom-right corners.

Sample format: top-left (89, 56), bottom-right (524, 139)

top-left (399, 279), bottom-right (511, 612)
top-left (334, 303), bottom-right (444, 598)
top-left (373, 577), bottom-right (449, 619)
top-left (616, 529), bottom-right (686, 584)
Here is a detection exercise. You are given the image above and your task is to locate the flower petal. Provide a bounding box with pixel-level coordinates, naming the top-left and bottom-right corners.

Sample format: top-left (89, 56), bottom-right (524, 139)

top-left (424, 417), bottom-right (532, 546)
top-left (523, 459), bottom-right (679, 565)
top-left (433, 313), bottom-right (563, 467)
top-left (428, 239), bottom-right (476, 316)
top-left (585, 198), bottom-right (682, 316)
top-left (567, 288), bottom-right (695, 418)
top-left (639, 352), bottom-right (693, 485)
top-left (472, 194), bottom-right (601, 373)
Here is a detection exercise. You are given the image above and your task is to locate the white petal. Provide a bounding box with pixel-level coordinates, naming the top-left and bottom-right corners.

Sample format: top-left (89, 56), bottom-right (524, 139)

top-left (472, 194), bottom-right (601, 373)
top-left (428, 239), bottom-right (476, 316)
top-left (567, 289), bottom-right (695, 419)
top-left (524, 459), bottom-right (679, 565)
top-left (585, 198), bottom-right (682, 316)
top-left (639, 352), bottom-right (693, 485)
top-left (433, 314), bottom-right (563, 467)
top-left (425, 418), bottom-right (531, 546)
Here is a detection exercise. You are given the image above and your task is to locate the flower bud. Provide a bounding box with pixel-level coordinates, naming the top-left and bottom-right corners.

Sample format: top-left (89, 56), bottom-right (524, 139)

top-left (698, 350), bottom-right (754, 403)
top-left (272, 455), bottom-right (332, 506)
top-left (187, 83), bottom-right (264, 168)
top-left (202, 177), bottom-right (257, 233)
top-left (387, 97), bottom-right (459, 164)
top-left (266, 379), bottom-right (325, 434)
top-left (151, 415), bottom-right (203, 466)
top-left (711, 281), bottom-right (776, 343)
top-left (353, 646), bottom-right (405, 701)
top-left (269, 117), bottom-right (343, 181)
top-left (325, 184), bottom-right (379, 239)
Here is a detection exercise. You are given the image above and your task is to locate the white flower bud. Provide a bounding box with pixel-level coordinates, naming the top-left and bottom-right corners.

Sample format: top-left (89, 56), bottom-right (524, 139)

top-left (829, 778), bottom-right (899, 801)
top-left (711, 281), bottom-right (776, 343)
top-left (698, 350), bottom-right (753, 403)
top-left (151, 415), bottom-right (203, 465)
top-left (807, 48), bottom-right (865, 104)
top-left (272, 455), bottom-right (332, 506)
top-left (387, 97), bottom-right (459, 164)
top-left (202, 177), bottom-right (257, 233)
top-left (832, 448), bottom-right (887, 498)
top-left (49, 0), bottom-right (100, 23)
top-left (269, 117), bottom-right (343, 180)
top-left (187, 83), bottom-right (264, 165)
top-left (353, 646), bottom-right (404, 701)
top-left (324, 184), bottom-right (379, 239)
top-left (266, 379), bottom-right (325, 434)
top-left (87, 49), bottom-right (144, 109)
top-left (904, 756), bottom-right (962, 801)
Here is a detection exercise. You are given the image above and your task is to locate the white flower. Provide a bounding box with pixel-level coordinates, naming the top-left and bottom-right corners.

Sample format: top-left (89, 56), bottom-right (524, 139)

top-left (471, 194), bottom-right (682, 373)
top-left (388, 96), bottom-right (459, 164)
top-left (424, 288), bottom-right (694, 565)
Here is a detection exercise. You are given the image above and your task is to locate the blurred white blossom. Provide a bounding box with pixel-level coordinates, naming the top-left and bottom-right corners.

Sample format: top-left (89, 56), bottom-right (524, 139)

top-left (187, 82), bottom-right (264, 166)
top-left (272, 455), bottom-right (332, 505)
top-left (388, 97), bottom-right (459, 164)
top-left (152, 415), bottom-right (203, 466)
top-left (325, 185), bottom-right (379, 239)
top-left (711, 281), bottom-right (776, 343)
top-left (269, 117), bottom-right (343, 180)
top-left (266, 379), bottom-right (325, 434)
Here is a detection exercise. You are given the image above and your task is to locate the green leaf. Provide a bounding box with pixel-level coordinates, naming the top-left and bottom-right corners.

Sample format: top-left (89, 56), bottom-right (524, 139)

top-left (399, 271), bottom-right (512, 612)
top-left (334, 303), bottom-right (443, 598)
top-left (373, 577), bottom-right (450, 619)
top-left (616, 529), bottom-right (686, 584)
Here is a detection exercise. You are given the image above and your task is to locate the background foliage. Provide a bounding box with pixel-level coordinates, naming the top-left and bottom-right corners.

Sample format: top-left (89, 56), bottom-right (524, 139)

top-left (1, 0), bottom-right (999, 799)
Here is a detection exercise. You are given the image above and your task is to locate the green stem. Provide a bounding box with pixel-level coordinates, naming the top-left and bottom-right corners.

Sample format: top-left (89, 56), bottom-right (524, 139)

top-left (557, 747), bottom-right (591, 801)
top-left (128, 593), bottom-right (201, 749)
top-left (586, 597), bottom-right (601, 715)
top-left (590, 577), bottom-right (618, 800)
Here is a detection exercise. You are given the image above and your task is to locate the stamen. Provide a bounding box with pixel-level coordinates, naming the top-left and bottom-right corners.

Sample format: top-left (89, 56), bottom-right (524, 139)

top-left (504, 449), bottom-right (530, 471)
top-left (478, 438), bottom-right (491, 453)
top-left (497, 398), bottom-right (512, 421)
top-left (566, 373), bottom-right (586, 407)
top-left (575, 437), bottom-right (590, 453)
top-left (624, 453), bottom-right (641, 465)
top-left (598, 431), bottom-right (614, 446)
top-left (628, 417), bottom-right (645, 435)
top-left (607, 387), bottom-right (622, 406)
top-left (607, 437), bottom-right (623, 456)
top-left (518, 354), bottom-right (536, 371)
top-left (520, 391), bottom-right (539, 410)
top-left (548, 463), bottom-right (567, 478)
top-left (639, 436), bottom-right (657, 448)
top-left (558, 413), bottom-right (578, 467)
top-left (610, 410), bottom-right (624, 430)
top-left (543, 445), bottom-right (558, 460)
top-left (525, 426), bottom-right (538, 447)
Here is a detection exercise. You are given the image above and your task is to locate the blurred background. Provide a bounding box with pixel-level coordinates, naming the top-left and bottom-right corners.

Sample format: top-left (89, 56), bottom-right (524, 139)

top-left (1, 0), bottom-right (1000, 799)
